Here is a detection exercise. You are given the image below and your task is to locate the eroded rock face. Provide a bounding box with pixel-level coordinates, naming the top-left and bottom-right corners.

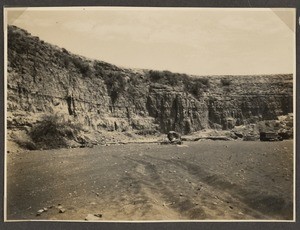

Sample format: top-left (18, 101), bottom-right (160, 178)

top-left (145, 84), bottom-right (208, 134)
top-left (7, 25), bottom-right (293, 136)
top-left (207, 78), bottom-right (293, 130)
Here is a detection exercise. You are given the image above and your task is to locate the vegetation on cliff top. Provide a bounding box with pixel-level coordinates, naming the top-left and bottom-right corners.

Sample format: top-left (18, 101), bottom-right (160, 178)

top-left (148, 70), bottom-right (211, 97)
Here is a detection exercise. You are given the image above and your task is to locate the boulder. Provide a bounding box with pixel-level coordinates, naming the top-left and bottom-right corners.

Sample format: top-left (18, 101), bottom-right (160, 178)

top-left (167, 131), bottom-right (182, 144)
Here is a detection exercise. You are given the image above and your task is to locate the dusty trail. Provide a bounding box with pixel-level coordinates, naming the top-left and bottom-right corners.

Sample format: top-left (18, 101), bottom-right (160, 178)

top-left (6, 140), bottom-right (293, 221)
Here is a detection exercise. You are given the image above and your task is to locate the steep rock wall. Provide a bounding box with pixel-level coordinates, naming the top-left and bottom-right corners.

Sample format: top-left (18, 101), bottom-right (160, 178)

top-left (6, 25), bottom-right (293, 135)
top-left (206, 76), bottom-right (293, 129)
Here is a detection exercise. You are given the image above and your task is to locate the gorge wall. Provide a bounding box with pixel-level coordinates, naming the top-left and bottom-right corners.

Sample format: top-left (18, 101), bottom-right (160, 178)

top-left (7, 25), bottom-right (293, 135)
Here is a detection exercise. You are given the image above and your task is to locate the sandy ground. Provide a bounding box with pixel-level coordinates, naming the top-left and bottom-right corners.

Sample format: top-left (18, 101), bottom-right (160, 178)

top-left (6, 140), bottom-right (293, 221)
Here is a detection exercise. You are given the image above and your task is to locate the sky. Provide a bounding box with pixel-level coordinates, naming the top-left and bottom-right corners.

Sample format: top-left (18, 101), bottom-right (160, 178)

top-left (5, 7), bottom-right (295, 76)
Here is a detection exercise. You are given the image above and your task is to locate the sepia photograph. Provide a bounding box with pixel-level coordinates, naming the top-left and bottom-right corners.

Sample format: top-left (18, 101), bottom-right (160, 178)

top-left (4, 7), bottom-right (295, 221)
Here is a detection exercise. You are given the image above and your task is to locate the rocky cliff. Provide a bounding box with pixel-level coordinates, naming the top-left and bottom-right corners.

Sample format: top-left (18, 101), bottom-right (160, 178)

top-left (7, 25), bottom-right (293, 140)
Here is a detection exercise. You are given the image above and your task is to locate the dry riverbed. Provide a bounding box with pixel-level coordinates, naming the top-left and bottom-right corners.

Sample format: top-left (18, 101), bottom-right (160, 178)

top-left (6, 140), bottom-right (294, 221)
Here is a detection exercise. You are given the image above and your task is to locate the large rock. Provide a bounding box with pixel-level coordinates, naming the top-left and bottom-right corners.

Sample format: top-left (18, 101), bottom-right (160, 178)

top-left (167, 131), bottom-right (182, 142)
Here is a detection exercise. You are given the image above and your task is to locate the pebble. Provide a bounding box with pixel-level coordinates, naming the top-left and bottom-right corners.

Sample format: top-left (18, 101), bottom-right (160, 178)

top-left (85, 213), bottom-right (102, 221)
top-left (36, 209), bottom-right (44, 216)
top-left (59, 208), bottom-right (66, 213)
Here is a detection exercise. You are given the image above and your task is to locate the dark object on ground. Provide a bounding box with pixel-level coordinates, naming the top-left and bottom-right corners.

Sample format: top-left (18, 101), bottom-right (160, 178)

top-left (243, 135), bottom-right (259, 141)
top-left (167, 131), bottom-right (181, 141)
top-left (167, 131), bottom-right (182, 145)
top-left (205, 136), bottom-right (231, 141)
top-left (161, 139), bottom-right (183, 145)
top-left (278, 130), bottom-right (293, 140)
top-left (80, 143), bottom-right (94, 148)
top-left (260, 132), bottom-right (283, 142)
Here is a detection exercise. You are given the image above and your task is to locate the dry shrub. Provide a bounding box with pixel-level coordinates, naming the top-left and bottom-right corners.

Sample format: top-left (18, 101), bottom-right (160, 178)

top-left (30, 114), bottom-right (83, 149)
